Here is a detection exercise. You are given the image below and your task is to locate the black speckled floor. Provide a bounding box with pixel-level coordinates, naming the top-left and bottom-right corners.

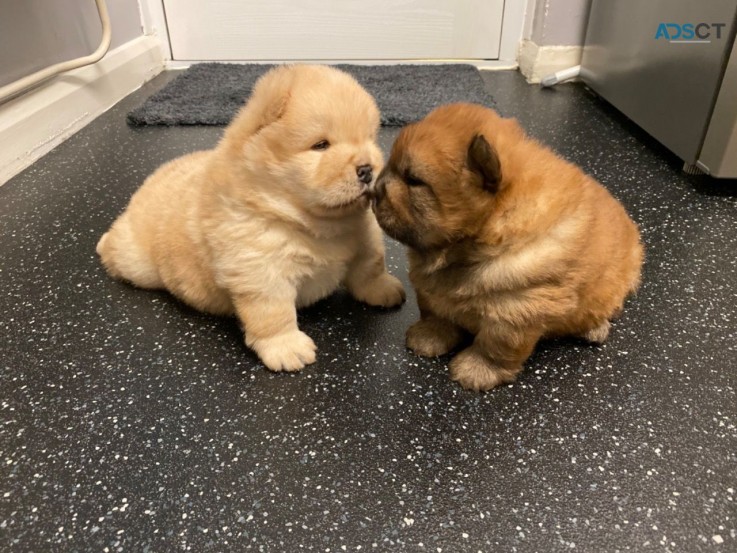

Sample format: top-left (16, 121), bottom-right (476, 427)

top-left (1, 70), bottom-right (736, 552)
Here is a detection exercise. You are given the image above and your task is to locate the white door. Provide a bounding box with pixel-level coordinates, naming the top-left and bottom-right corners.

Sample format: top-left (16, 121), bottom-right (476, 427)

top-left (163, 0), bottom-right (505, 61)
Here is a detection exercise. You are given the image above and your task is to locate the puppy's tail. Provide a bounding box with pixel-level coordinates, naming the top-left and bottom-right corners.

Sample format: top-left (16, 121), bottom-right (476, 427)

top-left (96, 232), bottom-right (109, 257)
top-left (96, 221), bottom-right (164, 290)
top-left (96, 230), bottom-right (122, 279)
top-left (627, 240), bottom-right (645, 297)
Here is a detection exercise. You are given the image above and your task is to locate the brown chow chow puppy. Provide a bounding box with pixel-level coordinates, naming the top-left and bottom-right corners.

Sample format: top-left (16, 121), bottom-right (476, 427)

top-left (97, 65), bottom-right (405, 372)
top-left (372, 103), bottom-right (643, 391)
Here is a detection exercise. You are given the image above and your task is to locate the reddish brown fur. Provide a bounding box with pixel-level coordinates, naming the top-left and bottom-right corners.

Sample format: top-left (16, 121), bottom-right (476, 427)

top-left (372, 103), bottom-right (643, 391)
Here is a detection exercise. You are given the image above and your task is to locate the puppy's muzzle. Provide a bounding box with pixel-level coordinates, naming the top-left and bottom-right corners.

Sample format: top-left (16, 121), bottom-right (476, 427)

top-left (368, 172), bottom-right (387, 204)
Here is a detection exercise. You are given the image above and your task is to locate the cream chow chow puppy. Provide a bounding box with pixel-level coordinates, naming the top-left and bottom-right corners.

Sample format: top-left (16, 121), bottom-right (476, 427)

top-left (97, 65), bottom-right (405, 372)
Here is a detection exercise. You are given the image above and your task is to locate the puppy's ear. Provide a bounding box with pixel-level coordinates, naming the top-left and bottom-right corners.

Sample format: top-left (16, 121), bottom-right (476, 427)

top-left (247, 92), bottom-right (289, 135)
top-left (220, 66), bottom-right (293, 149)
top-left (466, 134), bottom-right (502, 194)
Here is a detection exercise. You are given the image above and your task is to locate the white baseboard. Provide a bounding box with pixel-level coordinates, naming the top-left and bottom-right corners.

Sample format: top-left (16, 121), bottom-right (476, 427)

top-left (165, 59), bottom-right (518, 71)
top-left (517, 40), bottom-right (582, 84)
top-left (0, 35), bottom-right (165, 186)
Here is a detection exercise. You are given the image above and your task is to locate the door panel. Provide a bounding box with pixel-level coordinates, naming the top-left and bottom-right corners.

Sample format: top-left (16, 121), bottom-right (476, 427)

top-left (163, 0), bottom-right (504, 60)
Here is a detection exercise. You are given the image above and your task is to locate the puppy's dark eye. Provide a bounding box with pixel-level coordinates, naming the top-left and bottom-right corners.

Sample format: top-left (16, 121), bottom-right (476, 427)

top-left (311, 140), bottom-right (330, 151)
top-left (405, 173), bottom-right (426, 187)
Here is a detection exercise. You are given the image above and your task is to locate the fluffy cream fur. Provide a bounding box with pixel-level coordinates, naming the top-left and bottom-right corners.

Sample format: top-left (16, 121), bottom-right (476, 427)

top-left (97, 65), bottom-right (405, 372)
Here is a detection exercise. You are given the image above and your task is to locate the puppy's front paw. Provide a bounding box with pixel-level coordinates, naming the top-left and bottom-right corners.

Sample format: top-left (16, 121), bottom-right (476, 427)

top-left (449, 348), bottom-right (519, 392)
top-left (353, 273), bottom-right (406, 308)
top-left (406, 318), bottom-right (463, 357)
top-left (252, 330), bottom-right (317, 372)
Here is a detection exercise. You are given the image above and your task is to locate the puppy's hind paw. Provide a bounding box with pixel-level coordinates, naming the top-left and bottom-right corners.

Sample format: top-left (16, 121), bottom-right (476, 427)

top-left (406, 318), bottom-right (463, 357)
top-left (449, 349), bottom-right (519, 392)
top-left (582, 320), bottom-right (610, 344)
top-left (252, 330), bottom-right (317, 372)
top-left (353, 273), bottom-right (406, 308)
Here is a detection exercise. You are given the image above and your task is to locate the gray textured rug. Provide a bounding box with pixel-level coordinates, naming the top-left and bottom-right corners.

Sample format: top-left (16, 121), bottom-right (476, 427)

top-left (127, 63), bottom-right (496, 127)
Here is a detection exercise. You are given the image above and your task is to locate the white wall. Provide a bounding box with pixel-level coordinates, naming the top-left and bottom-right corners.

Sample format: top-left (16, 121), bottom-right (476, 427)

top-left (527, 0), bottom-right (592, 46)
top-left (519, 0), bottom-right (592, 83)
top-left (0, 0), bottom-right (143, 88)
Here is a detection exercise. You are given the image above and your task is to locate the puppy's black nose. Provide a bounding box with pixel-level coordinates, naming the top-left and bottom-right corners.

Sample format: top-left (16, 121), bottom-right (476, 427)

top-left (357, 165), bottom-right (373, 185)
